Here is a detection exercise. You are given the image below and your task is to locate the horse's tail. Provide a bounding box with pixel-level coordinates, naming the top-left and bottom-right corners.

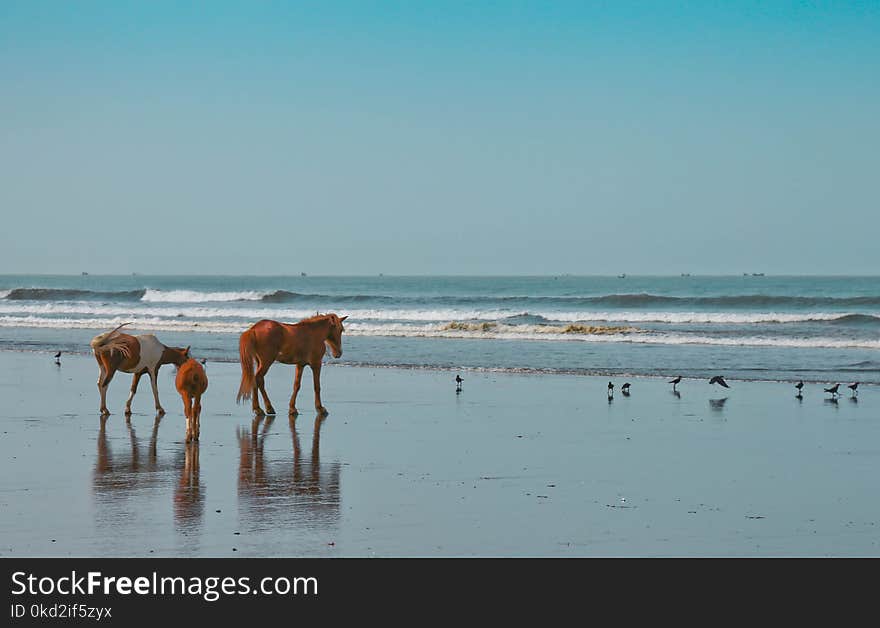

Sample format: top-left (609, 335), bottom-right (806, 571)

top-left (90, 322), bottom-right (134, 359)
top-left (237, 327), bottom-right (257, 403)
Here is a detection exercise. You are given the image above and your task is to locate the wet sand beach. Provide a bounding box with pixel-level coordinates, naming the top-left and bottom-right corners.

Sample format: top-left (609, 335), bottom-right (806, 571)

top-left (1, 351), bottom-right (878, 557)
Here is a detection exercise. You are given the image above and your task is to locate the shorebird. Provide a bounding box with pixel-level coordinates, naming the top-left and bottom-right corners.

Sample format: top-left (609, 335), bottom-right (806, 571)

top-left (607, 381), bottom-right (614, 397)
top-left (709, 375), bottom-right (730, 389)
top-left (824, 384), bottom-right (840, 398)
top-left (669, 376), bottom-right (682, 391)
top-left (455, 374), bottom-right (463, 392)
top-left (621, 382), bottom-right (631, 395)
top-left (53, 351), bottom-right (61, 365)
top-left (848, 382), bottom-right (859, 396)
top-left (795, 381), bottom-right (804, 395)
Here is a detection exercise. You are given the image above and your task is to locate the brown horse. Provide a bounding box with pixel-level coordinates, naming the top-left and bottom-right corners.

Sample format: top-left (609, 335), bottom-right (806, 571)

top-left (91, 323), bottom-right (190, 416)
top-left (237, 313), bottom-right (347, 416)
top-left (175, 358), bottom-right (208, 442)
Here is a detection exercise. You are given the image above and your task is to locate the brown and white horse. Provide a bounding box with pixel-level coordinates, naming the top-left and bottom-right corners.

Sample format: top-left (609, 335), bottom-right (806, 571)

top-left (236, 313), bottom-right (347, 416)
top-left (175, 358), bottom-right (208, 442)
top-left (91, 323), bottom-right (190, 416)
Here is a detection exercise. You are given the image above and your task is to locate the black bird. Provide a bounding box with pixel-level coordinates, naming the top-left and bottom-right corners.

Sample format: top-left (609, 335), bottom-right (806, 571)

top-left (621, 382), bottom-right (631, 395)
top-left (824, 383), bottom-right (840, 397)
top-left (669, 376), bottom-right (682, 391)
top-left (709, 375), bottom-right (730, 389)
top-left (795, 381), bottom-right (804, 394)
top-left (848, 382), bottom-right (859, 396)
top-left (54, 351), bottom-right (61, 365)
top-left (455, 374), bottom-right (463, 391)
top-left (607, 381), bottom-right (614, 396)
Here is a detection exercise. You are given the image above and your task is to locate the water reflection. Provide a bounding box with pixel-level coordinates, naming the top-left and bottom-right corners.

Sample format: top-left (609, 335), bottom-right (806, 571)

top-left (173, 443), bottom-right (204, 530)
top-left (709, 397), bottom-right (728, 412)
top-left (93, 414), bottom-right (165, 496)
top-left (237, 414), bottom-right (341, 530)
top-left (93, 415), bottom-right (205, 538)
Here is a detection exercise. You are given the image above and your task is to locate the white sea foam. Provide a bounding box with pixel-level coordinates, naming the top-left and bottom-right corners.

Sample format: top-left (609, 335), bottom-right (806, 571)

top-left (140, 289), bottom-right (267, 302)
top-left (1, 315), bottom-right (878, 349)
top-left (0, 301), bottom-right (869, 325)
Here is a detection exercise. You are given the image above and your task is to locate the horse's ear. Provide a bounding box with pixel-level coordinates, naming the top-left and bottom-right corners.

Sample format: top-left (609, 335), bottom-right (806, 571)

top-left (340, 315), bottom-right (348, 322)
top-left (185, 345), bottom-right (191, 356)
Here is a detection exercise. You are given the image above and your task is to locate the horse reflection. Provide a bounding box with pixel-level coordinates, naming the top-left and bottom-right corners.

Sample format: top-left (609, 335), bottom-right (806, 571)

top-left (94, 414), bottom-right (165, 496)
top-left (237, 414), bottom-right (341, 528)
top-left (173, 443), bottom-right (204, 529)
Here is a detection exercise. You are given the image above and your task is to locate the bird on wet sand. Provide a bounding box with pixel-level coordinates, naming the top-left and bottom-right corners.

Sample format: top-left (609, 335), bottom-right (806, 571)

top-left (824, 383), bottom-right (840, 398)
top-left (455, 374), bottom-right (463, 392)
top-left (709, 375), bottom-right (730, 389)
top-left (54, 351), bottom-right (61, 365)
top-left (669, 376), bottom-right (682, 391)
top-left (621, 382), bottom-right (631, 395)
top-left (607, 382), bottom-right (614, 397)
top-left (795, 381), bottom-right (804, 395)
top-left (848, 382), bottom-right (859, 396)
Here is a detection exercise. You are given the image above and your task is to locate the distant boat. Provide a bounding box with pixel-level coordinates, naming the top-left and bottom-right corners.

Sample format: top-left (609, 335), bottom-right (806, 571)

top-left (752, 273), bottom-right (764, 277)
top-left (618, 273), bottom-right (626, 279)
top-left (301, 272), bottom-right (307, 277)
top-left (81, 272), bottom-right (89, 276)
top-left (680, 273), bottom-right (691, 277)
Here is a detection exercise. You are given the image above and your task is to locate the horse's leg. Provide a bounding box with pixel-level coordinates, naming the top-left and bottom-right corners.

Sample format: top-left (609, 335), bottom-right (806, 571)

top-left (289, 364), bottom-right (304, 415)
top-left (148, 367), bottom-right (165, 415)
top-left (250, 358), bottom-right (266, 416)
top-left (125, 370), bottom-right (144, 415)
top-left (183, 392), bottom-right (193, 443)
top-left (99, 366), bottom-right (116, 415)
top-left (255, 361), bottom-right (275, 415)
top-left (193, 394), bottom-right (201, 441)
top-left (311, 363), bottom-right (327, 415)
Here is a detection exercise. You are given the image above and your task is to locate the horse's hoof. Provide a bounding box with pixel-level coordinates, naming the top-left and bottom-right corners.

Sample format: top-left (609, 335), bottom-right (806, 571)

top-left (157, 408), bottom-right (166, 416)
top-left (289, 407), bottom-right (299, 416)
top-left (124, 408), bottom-right (132, 416)
top-left (100, 410), bottom-right (110, 416)
top-left (254, 409), bottom-right (265, 417)
top-left (266, 407), bottom-right (277, 416)
top-left (317, 406), bottom-right (328, 416)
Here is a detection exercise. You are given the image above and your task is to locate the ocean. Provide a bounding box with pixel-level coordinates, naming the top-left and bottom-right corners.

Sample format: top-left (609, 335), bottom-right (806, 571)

top-left (1, 274), bottom-right (878, 384)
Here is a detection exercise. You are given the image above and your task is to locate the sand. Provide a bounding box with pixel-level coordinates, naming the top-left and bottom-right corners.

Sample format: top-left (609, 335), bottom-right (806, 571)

top-left (0, 350), bottom-right (878, 557)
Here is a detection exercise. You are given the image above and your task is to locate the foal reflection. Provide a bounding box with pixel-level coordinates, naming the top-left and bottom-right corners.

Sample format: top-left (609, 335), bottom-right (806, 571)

top-left (173, 443), bottom-right (204, 529)
top-left (237, 414), bottom-right (341, 528)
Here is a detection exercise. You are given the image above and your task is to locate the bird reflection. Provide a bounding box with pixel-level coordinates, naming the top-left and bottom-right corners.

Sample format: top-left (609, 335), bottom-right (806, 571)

top-left (671, 390), bottom-right (681, 399)
top-left (237, 413), bottom-right (341, 529)
top-left (709, 397), bottom-right (728, 412)
top-left (848, 396), bottom-right (858, 405)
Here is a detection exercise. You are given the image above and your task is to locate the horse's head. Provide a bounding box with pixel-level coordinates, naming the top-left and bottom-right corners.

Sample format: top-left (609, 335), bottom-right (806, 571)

top-left (325, 315), bottom-right (347, 358)
top-left (168, 345), bottom-right (191, 367)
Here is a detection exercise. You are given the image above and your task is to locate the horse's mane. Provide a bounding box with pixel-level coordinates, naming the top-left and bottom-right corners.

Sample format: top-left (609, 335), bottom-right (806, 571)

top-left (296, 313), bottom-right (337, 325)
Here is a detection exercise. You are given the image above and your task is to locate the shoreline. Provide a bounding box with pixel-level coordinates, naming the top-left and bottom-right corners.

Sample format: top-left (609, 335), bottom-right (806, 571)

top-left (0, 346), bottom-right (873, 387)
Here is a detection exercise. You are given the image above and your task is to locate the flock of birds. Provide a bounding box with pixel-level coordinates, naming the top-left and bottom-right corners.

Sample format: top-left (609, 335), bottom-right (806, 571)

top-left (601, 375), bottom-right (860, 400)
top-left (55, 353), bottom-right (861, 403)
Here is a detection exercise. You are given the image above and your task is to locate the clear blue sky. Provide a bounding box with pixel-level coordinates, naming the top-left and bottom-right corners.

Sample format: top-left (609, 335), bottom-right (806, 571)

top-left (1, 1), bottom-right (878, 275)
